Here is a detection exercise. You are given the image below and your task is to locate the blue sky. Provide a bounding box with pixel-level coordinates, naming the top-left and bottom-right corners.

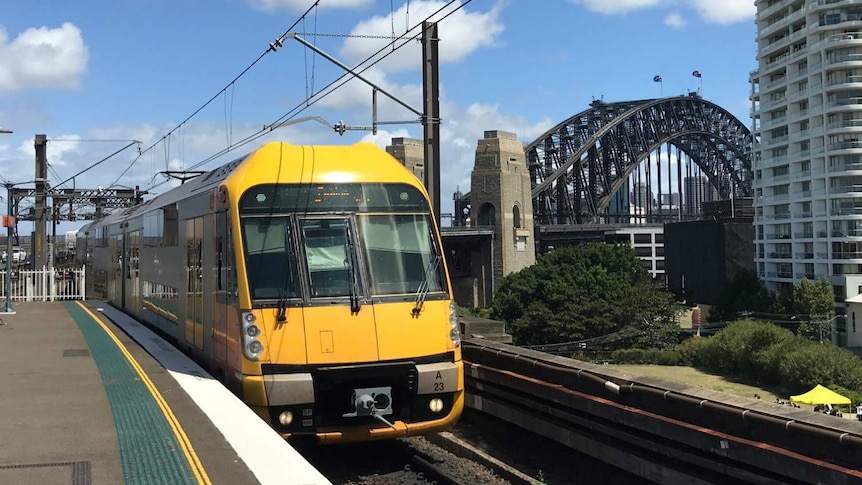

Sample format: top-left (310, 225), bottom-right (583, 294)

top-left (0, 0), bottom-right (756, 233)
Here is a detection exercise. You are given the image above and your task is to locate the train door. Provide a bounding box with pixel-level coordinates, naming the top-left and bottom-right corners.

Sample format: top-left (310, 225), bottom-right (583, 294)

top-left (124, 230), bottom-right (141, 314)
top-left (212, 211), bottom-right (229, 371)
top-left (108, 233), bottom-right (123, 308)
top-left (185, 217), bottom-right (204, 351)
top-left (298, 216), bottom-right (378, 364)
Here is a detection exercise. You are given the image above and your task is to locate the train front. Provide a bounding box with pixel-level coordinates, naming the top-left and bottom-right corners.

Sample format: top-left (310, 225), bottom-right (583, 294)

top-left (227, 143), bottom-right (464, 443)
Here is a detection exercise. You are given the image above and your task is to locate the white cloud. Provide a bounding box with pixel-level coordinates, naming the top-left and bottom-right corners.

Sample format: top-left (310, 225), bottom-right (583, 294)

top-left (693, 0), bottom-right (755, 25)
top-left (572, 0), bottom-right (661, 15)
top-left (664, 11), bottom-right (685, 29)
top-left (339, 0), bottom-right (504, 73)
top-left (570, 0), bottom-right (754, 24)
top-left (246, 0), bottom-right (372, 12)
top-left (0, 23), bottom-right (89, 92)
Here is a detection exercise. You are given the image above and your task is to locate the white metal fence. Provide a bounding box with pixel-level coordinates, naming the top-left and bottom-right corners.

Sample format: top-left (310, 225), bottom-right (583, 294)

top-left (0, 266), bottom-right (86, 302)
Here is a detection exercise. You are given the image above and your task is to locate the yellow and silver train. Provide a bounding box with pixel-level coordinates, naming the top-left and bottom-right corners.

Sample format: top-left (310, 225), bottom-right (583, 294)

top-left (77, 142), bottom-right (464, 443)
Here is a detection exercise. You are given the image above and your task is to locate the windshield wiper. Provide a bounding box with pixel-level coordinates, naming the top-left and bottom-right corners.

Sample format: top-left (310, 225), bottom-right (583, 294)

top-left (276, 280), bottom-right (288, 322)
top-left (276, 223), bottom-right (295, 323)
top-left (345, 222), bottom-right (361, 314)
top-left (412, 254), bottom-right (441, 316)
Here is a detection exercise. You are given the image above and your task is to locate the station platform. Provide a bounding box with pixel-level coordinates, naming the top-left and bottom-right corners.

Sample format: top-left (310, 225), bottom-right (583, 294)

top-left (0, 301), bottom-right (331, 485)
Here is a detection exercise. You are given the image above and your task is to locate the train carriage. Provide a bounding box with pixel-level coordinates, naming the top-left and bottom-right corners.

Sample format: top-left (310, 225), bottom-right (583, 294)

top-left (78, 142), bottom-right (463, 443)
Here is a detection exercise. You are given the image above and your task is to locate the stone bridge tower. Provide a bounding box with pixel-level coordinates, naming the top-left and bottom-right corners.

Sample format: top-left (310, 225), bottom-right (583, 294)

top-left (385, 138), bottom-right (425, 182)
top-left (470, 130), bottom-right (536, 287)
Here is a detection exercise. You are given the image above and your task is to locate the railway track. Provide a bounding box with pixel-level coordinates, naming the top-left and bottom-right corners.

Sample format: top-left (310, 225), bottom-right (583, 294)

top-left (297, 435), bottom-right (517, 485)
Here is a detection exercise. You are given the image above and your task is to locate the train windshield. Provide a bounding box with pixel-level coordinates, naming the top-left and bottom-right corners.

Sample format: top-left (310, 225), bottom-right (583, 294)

top-left (241, 217), bottom-right (299, 300)
top-left (239, 183), bottom-right (446, 301)
top-left (357, 214), bottom-right (444, 296)
top-left (300, 218), bottom-right (356, 299)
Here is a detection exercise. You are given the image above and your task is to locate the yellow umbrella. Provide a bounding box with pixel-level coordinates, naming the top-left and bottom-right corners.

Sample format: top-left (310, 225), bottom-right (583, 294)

top-left (789, 384), bottom-right (851, 406)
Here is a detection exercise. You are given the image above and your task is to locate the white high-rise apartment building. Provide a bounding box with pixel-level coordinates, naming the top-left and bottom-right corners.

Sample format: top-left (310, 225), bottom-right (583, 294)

top-left (753, 0), bottom-right (862, 315)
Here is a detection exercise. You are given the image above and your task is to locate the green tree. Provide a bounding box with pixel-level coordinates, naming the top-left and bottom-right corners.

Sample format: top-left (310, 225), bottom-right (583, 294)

top-left (491, 243), bottom-right (681, 347)
top-left (708, 269), bottom-right (774, 322)
top-left (793, 277), bottom-right (835, 342)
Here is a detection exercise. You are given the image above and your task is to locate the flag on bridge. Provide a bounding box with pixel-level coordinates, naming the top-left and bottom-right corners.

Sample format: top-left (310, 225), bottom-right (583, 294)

top-left (692, 70), bottom-right (702, 78)
top-left (653, 75), bottom-right (662, 82)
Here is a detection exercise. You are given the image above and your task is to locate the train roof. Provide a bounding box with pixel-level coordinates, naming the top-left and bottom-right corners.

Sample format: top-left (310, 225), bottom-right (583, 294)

top-left (79, 141), bottom-right (414, 233)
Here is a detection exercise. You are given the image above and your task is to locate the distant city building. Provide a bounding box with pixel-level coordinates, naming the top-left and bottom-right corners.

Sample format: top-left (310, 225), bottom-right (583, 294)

top-left (683, 175), bottom-right (708, 216)
top-left (661, 192), bottom-right (681, 207)
top-left (632, 182), bottom-right (653, 210)
top-left (608, 179), bottom-right (630, 217)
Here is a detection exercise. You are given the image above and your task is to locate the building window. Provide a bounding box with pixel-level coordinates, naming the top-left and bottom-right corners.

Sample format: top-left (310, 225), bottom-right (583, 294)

top-left (634, 234), bottom-right (652, 244)
top-left (512, 205), bottom-right (521, 229)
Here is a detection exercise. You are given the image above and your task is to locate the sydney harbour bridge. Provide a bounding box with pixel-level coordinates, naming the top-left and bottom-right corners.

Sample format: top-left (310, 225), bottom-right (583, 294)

top-left (443, 94), bottom-right (755, 307)
top-left (523, 94), bottom-right (754, 227)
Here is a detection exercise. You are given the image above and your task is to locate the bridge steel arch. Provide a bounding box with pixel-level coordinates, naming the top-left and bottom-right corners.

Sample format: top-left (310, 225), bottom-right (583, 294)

top-left (525, 95), bottom-right (754, 225)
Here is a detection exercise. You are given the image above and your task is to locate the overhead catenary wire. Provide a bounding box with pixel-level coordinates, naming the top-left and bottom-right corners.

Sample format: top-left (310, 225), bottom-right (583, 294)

top-left (145, 0), bottom-right (470, 194)
top-left (110, 0), bottom-right (322, 186)
top-left (43, 138), bottom-right (142, 190)
top-left (53, 141), bottom-right (140, 189)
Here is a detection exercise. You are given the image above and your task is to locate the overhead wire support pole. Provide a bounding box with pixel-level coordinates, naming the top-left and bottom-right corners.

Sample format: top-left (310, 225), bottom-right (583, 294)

top-left (0, 127), bottom-right (10, 313)
top-left (284, 28), bottom-right (441, 221)
top-left (3, 181), bottom-right (14, 314)
top-left (422, 21), bottom-right (441, 223)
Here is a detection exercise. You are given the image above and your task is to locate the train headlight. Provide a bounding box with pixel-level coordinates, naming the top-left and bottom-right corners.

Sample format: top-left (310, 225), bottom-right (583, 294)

top-left (241, 311), bottom-right (264, 361)
top-left (278, 411), bottom-right (294, 426)
top-left (247, 340), bottom-right (264, 357)
top-left (448, 301), bottom-right (461, 347)
top-left (429, 398), bottom-right (444, 413)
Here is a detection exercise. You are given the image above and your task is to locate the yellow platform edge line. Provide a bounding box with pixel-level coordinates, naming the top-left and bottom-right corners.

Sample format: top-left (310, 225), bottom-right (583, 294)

top-left (75, 301), bottom-right (213, 485)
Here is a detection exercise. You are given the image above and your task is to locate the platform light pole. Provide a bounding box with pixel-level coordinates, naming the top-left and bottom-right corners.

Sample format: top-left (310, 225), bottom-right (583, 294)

top-left (1, 127), bottom-right (14, 314)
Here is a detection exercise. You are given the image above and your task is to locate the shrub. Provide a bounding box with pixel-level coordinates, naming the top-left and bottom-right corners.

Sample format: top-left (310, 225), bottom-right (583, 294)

top-left (694, 320), bottom-right (795, 381)
top-left (610, 348), bottom-right (682, 366)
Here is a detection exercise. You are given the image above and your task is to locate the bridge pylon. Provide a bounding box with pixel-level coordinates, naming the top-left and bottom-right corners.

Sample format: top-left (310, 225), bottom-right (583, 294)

top-left (470, 130), bottom-right (536, 288)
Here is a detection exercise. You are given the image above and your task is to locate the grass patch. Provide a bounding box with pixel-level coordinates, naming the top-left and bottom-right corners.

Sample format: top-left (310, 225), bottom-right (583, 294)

top-left (612, 364), bottom-right (783, 402)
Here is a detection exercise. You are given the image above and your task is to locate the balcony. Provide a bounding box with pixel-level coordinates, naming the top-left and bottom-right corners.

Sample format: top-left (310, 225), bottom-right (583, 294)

top-left (831, 229), bottom-right (862, 237)
top-left (828, 141), bottom-right (862, 150)
top-left (827, 53), bottom-right (862, 65)
top-left (830, 208), bottom-right (862, 216)
top-left (829, 162), bottom-right (862, 172)
top-left (830, 184), bottom-right (862, 194)
top-left (768, 134), bottom-right (790, 145)
top-left (827, 119), bottom-right (862, 129)
top-left (833, 251), bottom-right (862, 259)
top-left (826, 75), bottom-right (862, 86)
top-left (828, 97), bottom-right (862, 109)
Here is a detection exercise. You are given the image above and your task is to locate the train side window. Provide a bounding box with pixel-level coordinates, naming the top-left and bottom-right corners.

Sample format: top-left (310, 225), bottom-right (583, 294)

top-left (163, 204), bottom-right (178, 246)
top-left (144, 210), bottom-right (164, 247)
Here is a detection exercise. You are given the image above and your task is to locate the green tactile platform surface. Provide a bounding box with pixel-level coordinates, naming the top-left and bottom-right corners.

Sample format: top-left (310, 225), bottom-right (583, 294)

top-left (63, 302), bottom-right (198, 485)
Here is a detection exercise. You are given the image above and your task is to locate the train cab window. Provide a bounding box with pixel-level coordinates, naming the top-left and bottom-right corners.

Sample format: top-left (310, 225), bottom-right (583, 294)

top-left (300, 218), bottom-right (355, 299)
top-left (241, 218), bottom-right (298, 300)
top-left (357, 214), bottom-right (444, 296)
